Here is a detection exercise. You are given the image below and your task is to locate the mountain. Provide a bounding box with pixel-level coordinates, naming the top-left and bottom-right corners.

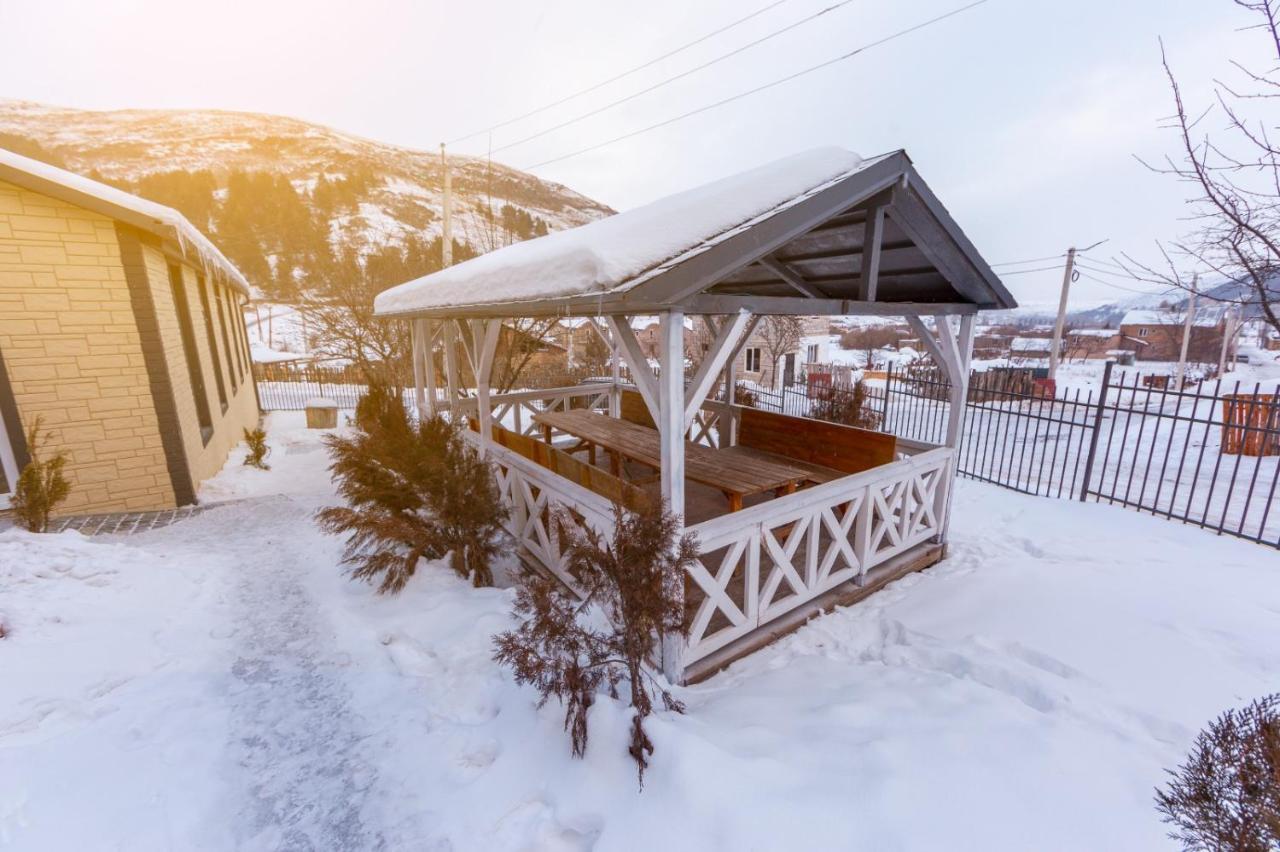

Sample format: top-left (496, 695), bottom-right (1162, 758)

top-left (0, 100), bottom-right (614, 299)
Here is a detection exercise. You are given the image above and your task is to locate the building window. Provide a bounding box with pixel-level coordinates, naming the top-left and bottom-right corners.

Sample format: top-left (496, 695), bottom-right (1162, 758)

top-left (1138, 328), bottom-right (1149, 338)
top-left (234, 297), bottom-right (253, 379)
top-left (196, 275), bottom-right (229, 413)
top-left (168, 264), bottom-right (214, 443)
top-left (213, 284), bottom-right (239, 393)
top-left (806, 343), bottom-right (819, 362)
top-left (745, 347), bottom-right (761, 373)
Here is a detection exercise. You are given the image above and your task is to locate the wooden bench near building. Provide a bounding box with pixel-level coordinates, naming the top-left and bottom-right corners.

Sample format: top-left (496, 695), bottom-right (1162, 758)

top-left (374, 148), bottom-right (1016, 683)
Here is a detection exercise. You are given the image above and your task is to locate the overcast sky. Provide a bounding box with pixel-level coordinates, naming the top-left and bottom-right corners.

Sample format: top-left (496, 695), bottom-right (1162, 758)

top-left (1, 0), bottom-right (1269, 309)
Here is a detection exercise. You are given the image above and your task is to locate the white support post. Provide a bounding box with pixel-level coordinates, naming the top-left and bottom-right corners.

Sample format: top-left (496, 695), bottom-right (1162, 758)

top-left (683, 309), bottom-right (752, 430)
top-left (424, 320), bottom-right (439, 416)
top-left (905, 314), bottom-right (949, 375)
top-left (721, 314), bottom-right (761, 447)
top-left (606, 321), bottom-right (622, 417)
top-left (411, 319), bottom-right (427, 420)
top-left (474, 319), bottom-right (502, 457)
top-left (930, 313), bottom-right (974, 545)
top-left (657, 309), bottom-right (686, 683)
top-left (443, 320), bottom-right (461, 415)
top-left (457, 319), bottom-right (480, 378)
top-left (934, 314), bottom-right (971, 451)
top-left (608, 315), bottom-right (662, 424)
top-left (658, 310), bottom-right (686, 520)
top-left (585, 317), bottom-right (621, 416)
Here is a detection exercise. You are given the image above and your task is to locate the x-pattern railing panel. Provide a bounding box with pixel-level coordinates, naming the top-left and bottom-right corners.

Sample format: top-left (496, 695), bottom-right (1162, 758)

top-left (682, 448), bottom-right (953, 665)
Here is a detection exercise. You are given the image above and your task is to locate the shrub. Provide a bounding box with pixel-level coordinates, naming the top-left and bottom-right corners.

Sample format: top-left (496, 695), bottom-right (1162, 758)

top-left (11, 417), bottom-right (71, 533)
top-left (493, 501), bottom-right (699, 784)
top-left (316, 381), bottom-right (508, 592)
top-left (810, 379), bottom-right (882, 430)
top-left (733, 382), bottom-right (757, 408)
top-left (242, 427), bottom-right (271, 470)
top-left (1155, 693), bottom-right (1280, 851)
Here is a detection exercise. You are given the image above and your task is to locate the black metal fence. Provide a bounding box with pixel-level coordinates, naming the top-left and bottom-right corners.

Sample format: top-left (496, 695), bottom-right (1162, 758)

top-left (871, 362), bottom-right (1278, 548)
top-left (1081, 365), bottom-right (1279, 546)
top-left (253, 363), bottom-right (367, 410)
top-left (881, 365), bottom-right (1099, 501)
top-left (252, 358), bottom-right (1278, 548)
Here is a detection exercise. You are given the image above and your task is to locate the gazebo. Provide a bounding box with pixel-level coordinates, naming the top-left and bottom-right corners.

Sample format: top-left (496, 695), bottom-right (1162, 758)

top-left (374, 148), bottom-right (1015, 683)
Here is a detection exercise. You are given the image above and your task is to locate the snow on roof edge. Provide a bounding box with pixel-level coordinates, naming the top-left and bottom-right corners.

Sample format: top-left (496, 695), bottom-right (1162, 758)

top-left (0, 147), bottom-right (251, 297)
top-left (373, 148), bottom-right (881, 317)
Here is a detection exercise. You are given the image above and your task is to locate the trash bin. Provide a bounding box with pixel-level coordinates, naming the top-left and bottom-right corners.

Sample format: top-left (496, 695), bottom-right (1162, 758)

top-left (305, 397), bottom-right (339, 429)
top-left (1221, 394), bottom-right (1280, 456)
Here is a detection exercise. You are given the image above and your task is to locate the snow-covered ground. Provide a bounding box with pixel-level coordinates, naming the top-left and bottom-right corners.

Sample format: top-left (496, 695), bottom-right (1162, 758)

top-left (3, 412), bottom-right (1279, 850)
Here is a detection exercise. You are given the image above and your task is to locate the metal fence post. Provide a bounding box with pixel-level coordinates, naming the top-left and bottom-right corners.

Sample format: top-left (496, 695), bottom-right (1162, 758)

top-left (882, 361), bottom-right (894, 433)
top-left (1078, 360), bottom-right (1113, 502)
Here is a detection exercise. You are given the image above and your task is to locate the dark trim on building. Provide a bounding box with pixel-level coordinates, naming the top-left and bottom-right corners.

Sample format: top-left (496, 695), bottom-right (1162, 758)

top-left (115, 224), bottom-right (198, 506)
top-left (0, 343), bottom-right (30, 470)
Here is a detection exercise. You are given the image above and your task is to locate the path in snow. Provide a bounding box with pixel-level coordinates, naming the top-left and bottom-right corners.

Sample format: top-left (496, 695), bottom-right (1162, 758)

top-left (216, 497), bottom-right (386, 851)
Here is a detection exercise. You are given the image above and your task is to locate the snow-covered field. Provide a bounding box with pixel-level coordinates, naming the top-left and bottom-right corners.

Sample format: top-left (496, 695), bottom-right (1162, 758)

top-left (3, 412), bottom-right (1279, 850)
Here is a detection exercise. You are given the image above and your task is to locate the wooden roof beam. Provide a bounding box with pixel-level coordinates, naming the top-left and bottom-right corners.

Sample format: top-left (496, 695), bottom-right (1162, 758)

top-left (686, 293), bottom-right (978, 316)
top-left (758, 254), bottom-right (826, 299)
top-left (775, 238), bottom-right (915, 264)
top-left (856, 204), bottom-right (885, 302)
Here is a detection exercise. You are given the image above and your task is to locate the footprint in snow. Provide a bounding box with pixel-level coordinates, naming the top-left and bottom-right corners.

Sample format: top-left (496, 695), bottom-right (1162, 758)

top-left (488, 799), bottom-right (601, 852)
top-left (382, 632), bottom-right (442, 678)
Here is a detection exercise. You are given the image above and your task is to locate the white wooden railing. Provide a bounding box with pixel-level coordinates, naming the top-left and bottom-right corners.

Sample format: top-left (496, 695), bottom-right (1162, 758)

top-left (680, 446), bottom-right (953, 665)
top-left (474, 436), bottom-right (616, 594)
top-left (467, 385), bottom-right (954, 675)
top-left (453, 383), bottom-right (615, 436)
top-left (463, 385), bottom-right (618, 593)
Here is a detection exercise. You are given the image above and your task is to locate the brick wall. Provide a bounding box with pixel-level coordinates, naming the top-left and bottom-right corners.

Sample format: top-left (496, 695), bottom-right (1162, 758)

top-left (141, 244), bottom-right (259, 486)
top-left (0, 179), bottom-right (176, 513)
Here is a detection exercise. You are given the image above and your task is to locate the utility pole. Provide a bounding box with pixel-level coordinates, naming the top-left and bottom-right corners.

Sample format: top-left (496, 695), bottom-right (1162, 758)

top-left (1048, 247), bottom-right (1077, 381)
top-left (1218, 305), bottom-right (1238, 375)
top-left (440, 143), bottom-right (453, 268)
top-left (1174, 275), bottom-right (1198, 388)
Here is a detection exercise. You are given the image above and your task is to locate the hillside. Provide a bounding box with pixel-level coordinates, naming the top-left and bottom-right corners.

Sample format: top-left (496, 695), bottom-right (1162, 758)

top-left (0, 100), bottom-right (614, 299)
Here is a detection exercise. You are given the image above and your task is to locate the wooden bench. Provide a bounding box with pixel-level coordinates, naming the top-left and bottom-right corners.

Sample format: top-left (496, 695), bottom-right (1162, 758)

top-left (619, 388), bottom-right (656, 429)
top-left (481, 421), bottom-right (652, 512)
top-left (736, 406), bottom-right (896, 483)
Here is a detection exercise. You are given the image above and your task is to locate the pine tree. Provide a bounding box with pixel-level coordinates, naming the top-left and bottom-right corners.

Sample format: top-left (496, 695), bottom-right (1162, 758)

top-left (11, 417), bottom-right (71, 533)
top-left (315, 383), bottom-right (508, 592)
top-left (494, 501), bottom-right (698, 784)
top-left (1156, 693), bottom-right (1280, 850)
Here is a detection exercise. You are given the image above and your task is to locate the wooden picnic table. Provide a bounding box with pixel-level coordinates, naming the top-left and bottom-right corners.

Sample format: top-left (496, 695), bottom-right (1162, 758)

top-left (531, 408), bottom-right (811, 512)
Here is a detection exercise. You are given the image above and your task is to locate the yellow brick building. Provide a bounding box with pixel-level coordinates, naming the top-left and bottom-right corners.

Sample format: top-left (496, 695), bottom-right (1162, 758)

top-left (0, 149), bottom-right (260, 516)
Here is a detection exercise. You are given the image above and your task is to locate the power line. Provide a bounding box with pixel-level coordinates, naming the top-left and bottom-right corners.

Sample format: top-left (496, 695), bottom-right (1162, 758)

top-left (446, 0), bottom-right (796, 146)
top-left (522, 0), bottom-right (990, 171)
top-left (1075, 259), bottom-right (1146, 280)
top-left (490, 0), bottom-right (861, 156)
top-left (1078, 254), bottom-right (1131, 271)
top-left (1076, 271), bottom-right (1162, 295)
top-left (995, 263), bottom-right (1066, 276)
top-left (989, 252), bottom-right (1067, 268)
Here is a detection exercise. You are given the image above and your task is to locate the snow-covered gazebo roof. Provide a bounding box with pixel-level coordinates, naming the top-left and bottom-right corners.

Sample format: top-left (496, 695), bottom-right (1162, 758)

top-left (374, 148), bottom-right (1015, 320)
top-left (0, 147), bottom-right (250, 295)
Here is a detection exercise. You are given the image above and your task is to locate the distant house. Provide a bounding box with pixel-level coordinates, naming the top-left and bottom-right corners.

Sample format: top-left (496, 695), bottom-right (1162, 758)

top-left (0, 149), bottom-right (259, 516)
top-left (1119, 307), bottom-right (1227, 362)
top-left (630, 315), bottom-right (831, 389)
top-left (1008, 336), bottom-right (1061, 363)
top-left (1064, 328), bottom-right (1146, 361)
top-left (733, 317), bottom-right (830, 388)
top-left (972, 331), bottom-right (1012, 360)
